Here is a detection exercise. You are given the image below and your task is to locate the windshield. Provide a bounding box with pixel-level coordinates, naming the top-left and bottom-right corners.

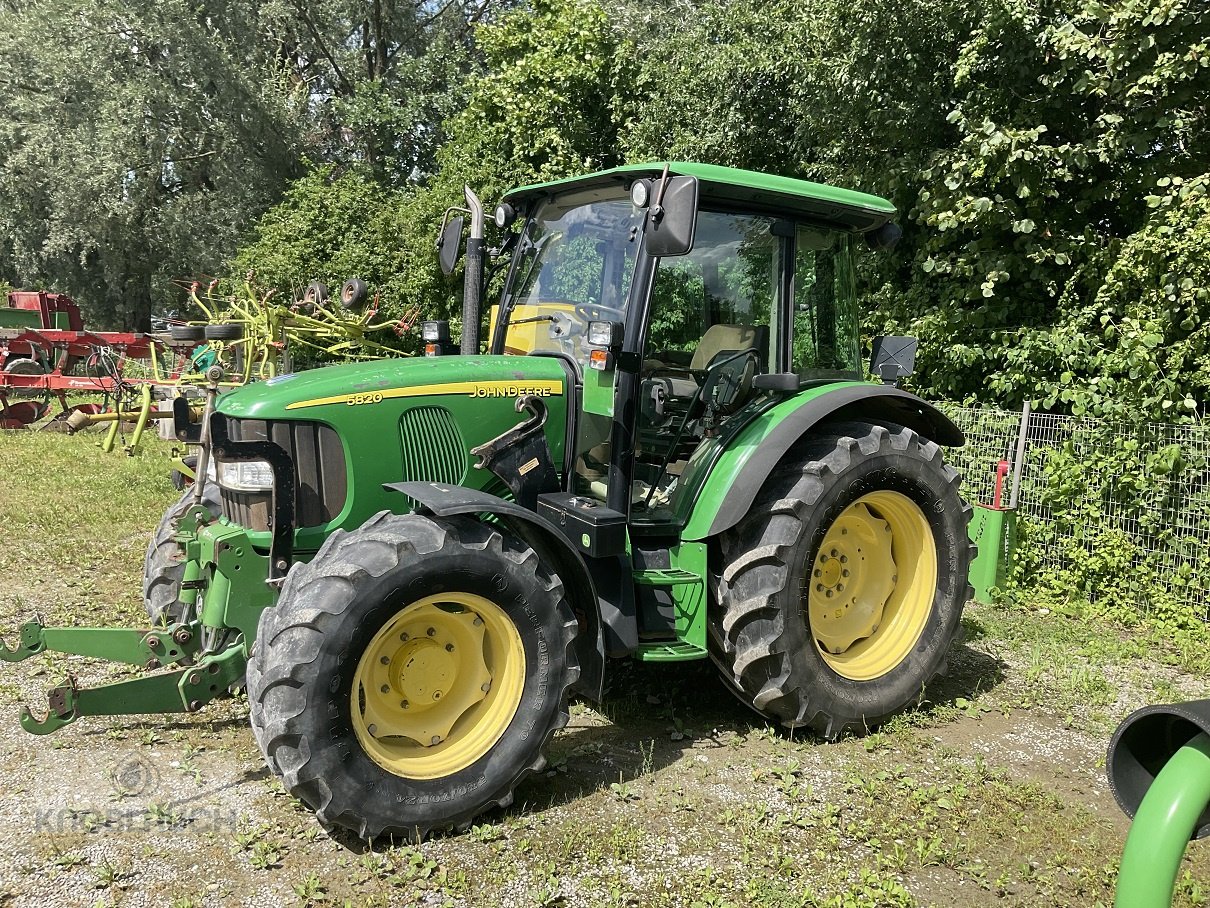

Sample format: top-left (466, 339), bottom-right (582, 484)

top-left (495, 188), bottom-right (642, 361)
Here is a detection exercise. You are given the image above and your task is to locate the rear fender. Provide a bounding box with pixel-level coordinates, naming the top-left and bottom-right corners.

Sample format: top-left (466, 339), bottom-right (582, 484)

top-left (682, 384), bottom-right (963, 541)
top-left (384, 481), bottom-right (605, 702)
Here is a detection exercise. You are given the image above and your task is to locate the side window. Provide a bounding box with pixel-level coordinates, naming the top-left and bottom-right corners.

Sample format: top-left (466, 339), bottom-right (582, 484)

top-left (646, 212), bottom-right (778, 368)
top-left (792, 228), bottom-right (860, 378)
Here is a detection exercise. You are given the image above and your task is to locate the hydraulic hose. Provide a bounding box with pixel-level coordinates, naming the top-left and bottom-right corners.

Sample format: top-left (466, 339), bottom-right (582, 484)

top-left (1115, 732), bottom-right (1210, 908)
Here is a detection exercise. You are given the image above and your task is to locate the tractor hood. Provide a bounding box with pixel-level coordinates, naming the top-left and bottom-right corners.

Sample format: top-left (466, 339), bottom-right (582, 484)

top-left (210, 355), bottom-right (571, 547)
top-left (216, 355), bottom-right (569, 420)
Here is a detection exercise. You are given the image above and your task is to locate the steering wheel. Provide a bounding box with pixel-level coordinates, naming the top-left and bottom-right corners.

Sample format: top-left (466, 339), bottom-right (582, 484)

top-left (574, 303), bottom-right (627, 324)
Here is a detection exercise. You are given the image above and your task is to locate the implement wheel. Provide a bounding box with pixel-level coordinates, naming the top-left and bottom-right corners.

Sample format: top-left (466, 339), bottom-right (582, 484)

top-left (143, 484), bottom-right (222, 624)
top-left (712, 421), bottom-right (974, 739)
top-left (247, 512), bottom-right (579, 840)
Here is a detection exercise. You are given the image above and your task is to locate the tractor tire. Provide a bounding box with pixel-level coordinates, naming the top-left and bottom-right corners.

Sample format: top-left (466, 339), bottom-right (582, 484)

top-left (143, 483), bottom-right (223, 624)
top-left (246, 511), bottom-right (579, 840)
top-left (340, 277), bottom-right (369, 310)
top-left (712, 420), bottom-right (974, 740)
top-left (170, 325), bottom-right (206, 342)
top-left (204, 323), bottom-right (243, 341)
top-left (303, 281), bottom-right (329, 306)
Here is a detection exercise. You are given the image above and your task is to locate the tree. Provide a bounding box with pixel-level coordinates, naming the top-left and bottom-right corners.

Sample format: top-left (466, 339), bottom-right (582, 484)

top-left (0, 0), bottom-right (305, 329)
top-left (235, 0), bottom-right (642, 336)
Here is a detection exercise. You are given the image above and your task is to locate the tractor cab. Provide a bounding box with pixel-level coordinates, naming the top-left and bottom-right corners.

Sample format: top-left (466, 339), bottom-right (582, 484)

top-left (483, 163), bottom-right (883, 532)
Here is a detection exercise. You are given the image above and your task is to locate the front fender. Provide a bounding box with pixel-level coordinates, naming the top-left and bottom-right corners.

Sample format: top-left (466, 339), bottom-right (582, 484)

top-left (681, 383), bottom-right (963, 541)
top-left (384, 481), bottom-right (605, 702)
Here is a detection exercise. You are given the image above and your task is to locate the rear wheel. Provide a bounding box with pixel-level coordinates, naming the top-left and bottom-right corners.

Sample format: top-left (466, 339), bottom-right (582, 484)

top-left (247, 512), bottom-right (578, 840)
top-left (712, 421), bottom-right (973, 739)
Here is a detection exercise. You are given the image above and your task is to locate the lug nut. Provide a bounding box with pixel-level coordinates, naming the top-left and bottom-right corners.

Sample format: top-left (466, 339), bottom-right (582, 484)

top-left (368, 724), bottom-right (377, 736)
top-left (481, 681), bottom-right (491, 693)
top-left (380, 684), bottom-right (389, 693)
top-left (431, 736), bottom-right (442, 745)
top-left (427, 627), bottom-right (436, 636)
top-left (380, 656), bottom-right (390, 665)
top-left (401, 700), bottom-right (410, 709)
top-left (400, 632), bottom-right (409, 642)
top-left (445, 644), bottom-right (454, 652)
top-left (433, 690), bottom-right (442, 700)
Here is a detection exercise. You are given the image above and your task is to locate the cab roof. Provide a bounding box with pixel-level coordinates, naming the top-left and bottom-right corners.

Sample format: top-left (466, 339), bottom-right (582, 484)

top-left (502, 161), bottom-right (896, 233)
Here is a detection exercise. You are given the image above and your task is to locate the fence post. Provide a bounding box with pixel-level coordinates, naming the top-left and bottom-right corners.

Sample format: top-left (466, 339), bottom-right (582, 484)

top-left (968, 403), bottom-right (1027, 603)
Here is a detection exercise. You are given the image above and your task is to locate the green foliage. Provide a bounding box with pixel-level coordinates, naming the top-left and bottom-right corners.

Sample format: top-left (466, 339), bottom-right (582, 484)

top-left (227, 167), bottom-right (415, 318)
top-left (1002, 426), bottom-right (1210, 630)
top-left (0, 0), bottom-right (306, 329)
top-left (234, 0), bottom-right (640, 331)
top-left (874, 0), bottom-right (1209, 415)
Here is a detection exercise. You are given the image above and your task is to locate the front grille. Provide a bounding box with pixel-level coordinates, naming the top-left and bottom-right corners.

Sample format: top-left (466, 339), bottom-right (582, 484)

top-left (399, 406), bottom-right (468, 486)
top-left (219, 418), bottom-right (347, 531)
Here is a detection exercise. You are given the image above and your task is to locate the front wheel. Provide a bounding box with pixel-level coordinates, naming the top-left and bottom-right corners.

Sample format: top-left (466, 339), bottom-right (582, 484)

top-left (712, 421), bottom-right (974, 740)
top-left (246, 512), bottom-right (579, 840)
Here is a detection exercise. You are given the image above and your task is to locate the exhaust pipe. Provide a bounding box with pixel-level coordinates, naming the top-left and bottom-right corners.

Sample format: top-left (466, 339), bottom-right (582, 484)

top-left (461, 186), bottom-right (485, 355)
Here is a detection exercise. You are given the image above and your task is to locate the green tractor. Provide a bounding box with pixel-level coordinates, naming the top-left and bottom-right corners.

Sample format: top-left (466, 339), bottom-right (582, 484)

top-left (2, 162), bottom-right (973, 839)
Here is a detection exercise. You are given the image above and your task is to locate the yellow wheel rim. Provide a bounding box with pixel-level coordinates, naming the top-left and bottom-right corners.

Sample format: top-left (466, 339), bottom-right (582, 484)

top-left (351, 592), bottom-right (525, 780)
top-left (805, 490), bottom-right (937, 681)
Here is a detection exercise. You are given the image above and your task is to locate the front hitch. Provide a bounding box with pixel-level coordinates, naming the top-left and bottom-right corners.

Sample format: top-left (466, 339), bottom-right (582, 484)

top-left (16, 641), bottom-right (247, 735)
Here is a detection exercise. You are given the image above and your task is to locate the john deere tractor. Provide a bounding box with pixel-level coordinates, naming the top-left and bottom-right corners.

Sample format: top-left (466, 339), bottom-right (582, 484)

top-left (2, 162), bottom-right (973, 839)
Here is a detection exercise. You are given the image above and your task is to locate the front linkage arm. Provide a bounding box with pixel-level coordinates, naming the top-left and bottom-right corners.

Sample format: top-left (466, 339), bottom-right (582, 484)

top-left (3, 626), bottom-right (246, 735)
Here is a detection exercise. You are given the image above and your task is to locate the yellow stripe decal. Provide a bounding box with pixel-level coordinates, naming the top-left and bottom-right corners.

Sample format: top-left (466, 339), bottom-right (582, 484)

top-left (285, 380), bottom-right (564, 411)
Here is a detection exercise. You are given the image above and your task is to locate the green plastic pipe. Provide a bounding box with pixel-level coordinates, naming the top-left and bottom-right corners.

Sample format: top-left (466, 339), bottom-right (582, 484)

top-left (1115, 732), bottom-right (1210, 908)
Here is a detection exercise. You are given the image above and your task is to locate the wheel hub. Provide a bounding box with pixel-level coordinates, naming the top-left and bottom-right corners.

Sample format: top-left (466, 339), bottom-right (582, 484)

top-left (805, 490), bottom-right (937, 681)
top-left (351, 594), bottom-right (523, 779)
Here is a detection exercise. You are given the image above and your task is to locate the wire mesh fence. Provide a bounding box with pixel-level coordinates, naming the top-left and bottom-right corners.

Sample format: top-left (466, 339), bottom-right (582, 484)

top-left (943, 405), bottom-right (1210, 620)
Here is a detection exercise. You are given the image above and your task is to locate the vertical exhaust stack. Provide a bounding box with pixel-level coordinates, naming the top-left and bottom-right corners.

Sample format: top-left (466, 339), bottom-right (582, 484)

top-left (461, 186), bottom-right (486, 355)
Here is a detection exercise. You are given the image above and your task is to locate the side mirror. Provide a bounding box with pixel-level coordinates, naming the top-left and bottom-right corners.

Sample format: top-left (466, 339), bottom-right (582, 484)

top-left (864, 222), bottom-right (903, 251)
top-left (437, 214), bottom-right (465, 275)
top-left (870, 335), bottom-right (917, 384)
top-left (645, 175), bottom-right (698, 257)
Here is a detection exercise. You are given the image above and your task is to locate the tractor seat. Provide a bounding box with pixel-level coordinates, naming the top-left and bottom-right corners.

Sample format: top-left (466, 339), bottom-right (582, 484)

top-left (648, 323), bottom-right (764, 400)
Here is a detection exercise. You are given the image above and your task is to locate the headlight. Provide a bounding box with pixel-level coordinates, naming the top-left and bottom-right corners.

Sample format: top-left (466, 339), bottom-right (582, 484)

top-left (215, 459), bottom-right (274, 492)
top-left (587, 320), bottom-right (623, 348)
top-left (421, 320), bottom-right (450, 343)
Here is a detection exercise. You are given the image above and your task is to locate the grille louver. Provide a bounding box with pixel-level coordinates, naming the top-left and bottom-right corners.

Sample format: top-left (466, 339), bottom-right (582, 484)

top-left (399, 406), bottom-right (467, 486)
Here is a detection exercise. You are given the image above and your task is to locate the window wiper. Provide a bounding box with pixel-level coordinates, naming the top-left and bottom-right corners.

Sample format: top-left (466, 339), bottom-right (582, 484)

top-left (509, 314), bottom-right (556, 326)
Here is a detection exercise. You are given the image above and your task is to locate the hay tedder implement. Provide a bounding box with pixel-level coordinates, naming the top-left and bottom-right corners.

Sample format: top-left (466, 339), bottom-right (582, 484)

top-left (0, 279), bottom-right (415, 451)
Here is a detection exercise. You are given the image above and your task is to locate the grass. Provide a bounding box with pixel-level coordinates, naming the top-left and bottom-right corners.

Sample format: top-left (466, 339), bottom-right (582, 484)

top-left (1, 426), bottom-right (1209, 907)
